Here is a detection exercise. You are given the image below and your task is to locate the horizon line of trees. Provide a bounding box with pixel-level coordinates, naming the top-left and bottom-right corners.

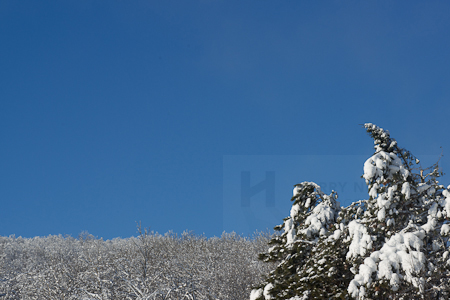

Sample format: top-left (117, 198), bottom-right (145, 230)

top-left (0, 227), bottom-right (274, 300)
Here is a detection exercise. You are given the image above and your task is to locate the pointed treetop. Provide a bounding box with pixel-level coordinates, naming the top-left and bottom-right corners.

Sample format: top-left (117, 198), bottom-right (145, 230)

top-left (364, 123), bottom-right (396, 153)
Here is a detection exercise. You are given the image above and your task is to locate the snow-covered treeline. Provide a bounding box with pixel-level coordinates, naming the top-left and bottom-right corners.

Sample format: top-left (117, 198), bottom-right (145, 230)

top-left (0, 229), bottom-right (273, 299)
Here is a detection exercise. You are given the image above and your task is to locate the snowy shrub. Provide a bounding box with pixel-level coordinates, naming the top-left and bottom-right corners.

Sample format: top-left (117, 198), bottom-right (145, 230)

top-left (0, 229), bottom-right (274, 299)
top-left (251, 123), bottom-right (450, 300)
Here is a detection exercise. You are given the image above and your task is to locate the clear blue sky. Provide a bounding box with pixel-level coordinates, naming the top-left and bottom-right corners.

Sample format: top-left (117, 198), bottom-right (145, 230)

top-left (1, 1), bottom-right (450, 239)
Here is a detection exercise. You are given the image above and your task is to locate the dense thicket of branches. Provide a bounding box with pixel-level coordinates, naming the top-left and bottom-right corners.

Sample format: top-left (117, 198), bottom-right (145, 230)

top-left (0, 229), bottom-right (273, 300)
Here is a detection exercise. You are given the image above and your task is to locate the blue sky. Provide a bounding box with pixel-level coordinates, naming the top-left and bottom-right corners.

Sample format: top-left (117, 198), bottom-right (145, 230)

top-left (1, 1), bottom-right (450, 239)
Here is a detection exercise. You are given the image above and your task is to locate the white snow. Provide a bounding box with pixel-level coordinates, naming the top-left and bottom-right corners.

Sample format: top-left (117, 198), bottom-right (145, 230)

top-left (442, 189), bottom-right (450, 218)
top-left (417, 183), bottom-right (430, 193)
top-left (263, 283), bottom-right (274, 300)
top-left (363, 151), bottom-right (409, 184)
top-left (376, 193), bottom-right (390, 210)
top-left (347, 278), bottom-right (360, 299)
top-left (386, 218), bottom-right (395, 227)
top-left (332, 229), bottom-right (341, 240)
top-left (350, 228), bottom-right (427, 294)
top-left (387, 185), bottom-right (397, 200)
top-left (290, 204), bottom-right (300, 219)
top-left (390, 273), bottom-right (400, 291)
top-left (401, 182), bottom-right (411, 200)
top-left (250, 288), bottom-right (263, 300)
top-left (428, 202), bottom-right (438, 217)
top-left (347, 221), bottom-right (373, 259)
top-left (284, 218), bottom-right (296, 246)
top-left (441, 224), bottom-right (450, 236)
top-left (421, 217), bottom-right (436, 233)
top-left (305, 198), bottom-right (311, 208)
top-left (301, 203), bottom-right (335, 238)
top-left (369, 183), bottom-right (378, 199)
top-left (377, 207), bottom-right (386, 222)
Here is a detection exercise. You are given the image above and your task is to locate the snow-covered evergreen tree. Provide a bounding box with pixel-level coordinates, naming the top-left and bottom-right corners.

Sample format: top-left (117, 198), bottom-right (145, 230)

top-left (346, 123), bottom-right (450, 299)
top-left (251, 182), bottom-right (343, 300)
top-left (251, 123), bottom-right (450, 300)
